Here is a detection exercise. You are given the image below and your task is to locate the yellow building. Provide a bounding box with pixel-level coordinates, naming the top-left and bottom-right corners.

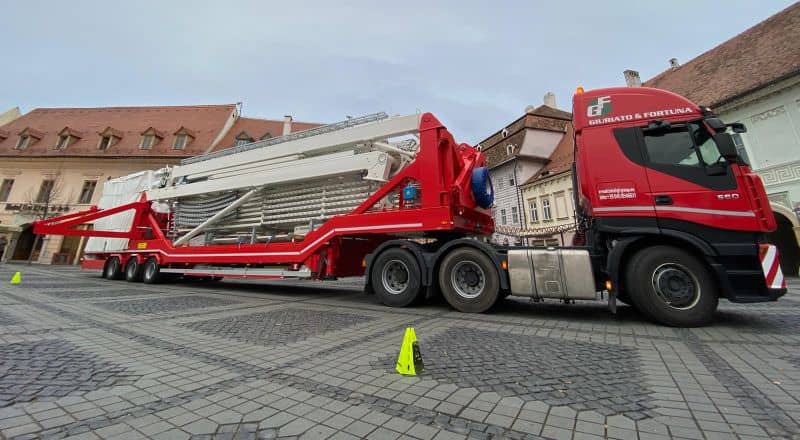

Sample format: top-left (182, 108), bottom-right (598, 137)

top-left (0, 105), bottom-right (319, 263)
top-left (519, 125), bottom-right (577, 246)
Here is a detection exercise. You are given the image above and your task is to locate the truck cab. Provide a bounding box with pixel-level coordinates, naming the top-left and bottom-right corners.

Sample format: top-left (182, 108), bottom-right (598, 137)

top-left (572, 87), bottom-right (785, 325)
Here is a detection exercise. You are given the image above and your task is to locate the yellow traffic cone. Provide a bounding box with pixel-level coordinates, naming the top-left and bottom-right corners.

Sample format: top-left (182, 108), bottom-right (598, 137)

top-left (395, 327), bottom-right (424, 376)
top-left (9, 272), bottom-right (21, 285)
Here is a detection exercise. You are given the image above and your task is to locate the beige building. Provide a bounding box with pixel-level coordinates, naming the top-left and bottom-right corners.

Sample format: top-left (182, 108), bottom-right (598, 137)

top-left (519, 125), bottom-right (577, 245)
top-left (0, 105), bottom-right (320, 264)
top-left (0, 107), bottom-right (21, 126)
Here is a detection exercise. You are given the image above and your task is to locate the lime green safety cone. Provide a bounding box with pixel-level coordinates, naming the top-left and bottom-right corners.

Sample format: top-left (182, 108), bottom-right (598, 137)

top-left (395, 327), bottom-right (424, 376)
top-left (9, 271), bottom-right (21, 285)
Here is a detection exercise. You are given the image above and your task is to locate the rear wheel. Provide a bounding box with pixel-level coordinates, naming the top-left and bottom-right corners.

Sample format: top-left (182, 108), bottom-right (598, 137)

top-left (125, 258), bottom-right (143, 282)
top-left (438, 247), bottom-right (500, 313)
top-left (371, 248), bottom-right (423, 307)
top-left (625, 245), bottom-right (718, 327)
top-left (142, 257), bottom-right (162, 284)
top-left (104, 257), bottom-right (123, 280)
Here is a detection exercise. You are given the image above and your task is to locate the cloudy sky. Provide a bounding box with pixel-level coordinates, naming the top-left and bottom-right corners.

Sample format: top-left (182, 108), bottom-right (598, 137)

top-left (0, 1), bottom-right (794, 143)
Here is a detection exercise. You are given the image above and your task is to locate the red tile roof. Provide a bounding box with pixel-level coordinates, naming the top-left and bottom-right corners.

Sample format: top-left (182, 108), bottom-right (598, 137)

top-left (216, 117), bottom-right (323, 149)
top-left (0, 104), bottom-right (237, 158)
top-left (644, 2), bottom-right (800, 107)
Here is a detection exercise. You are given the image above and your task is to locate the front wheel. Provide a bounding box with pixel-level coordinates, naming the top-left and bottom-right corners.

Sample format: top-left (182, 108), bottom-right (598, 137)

top-left (371, 248), bottom-right (423, 307)
top-left (438, 247), bottom-right (500, 313)
top-left (625, 246), bottom-right (718, 327)
top-left (142, 257), bottom-right (162, 284)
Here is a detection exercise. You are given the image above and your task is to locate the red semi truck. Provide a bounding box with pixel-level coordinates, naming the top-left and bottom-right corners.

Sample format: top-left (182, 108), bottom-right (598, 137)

top-left (34, 86), bottom-right (786, 327)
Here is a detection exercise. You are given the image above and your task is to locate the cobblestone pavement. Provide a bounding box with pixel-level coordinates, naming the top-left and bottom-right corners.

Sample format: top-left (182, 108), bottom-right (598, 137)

top-left (0, 264), bottom-right (799, 440)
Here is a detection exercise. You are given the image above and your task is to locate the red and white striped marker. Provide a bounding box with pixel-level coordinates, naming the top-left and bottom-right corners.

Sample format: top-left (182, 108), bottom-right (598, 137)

top-left (760, 244), bottom-right (786, 289)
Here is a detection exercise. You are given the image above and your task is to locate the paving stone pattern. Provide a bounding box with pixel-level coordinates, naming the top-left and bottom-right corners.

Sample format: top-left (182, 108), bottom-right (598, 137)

top-left (182, 308), bottom-right (377, 346)
top-left (92, 295), bottom-right (239, 315)
top-left (0, 310), bottom-right (24, 326)
top-left (1, 265), bottom-right (799, 440)
top-left (375, 327), bottom-right (656, 419)
top-left (0, 339), bottom-right (140, 406)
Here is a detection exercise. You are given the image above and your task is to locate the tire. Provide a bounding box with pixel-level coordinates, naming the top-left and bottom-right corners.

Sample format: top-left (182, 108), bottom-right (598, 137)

top-left (471, 167), bottom-right (494, 209)
top-left (438, 247), bottom-right (500, 313)
top-left (142, 257), bottom-right (162, 284)
top-left (625, 245), bottom-right (718, 327)
top-left (104, 257), bottom-right (124, 280)
top-left (125, 258), bottom-right (143, 282)
top-left (370, 248), bottom-right (423, 307)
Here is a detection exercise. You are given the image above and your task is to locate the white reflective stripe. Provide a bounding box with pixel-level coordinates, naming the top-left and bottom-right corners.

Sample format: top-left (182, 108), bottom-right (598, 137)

top-left (772, 266), bottom-right (784, 289)
top-left (761, 244), bottom-right (776, 277)
top-left (594, 206), bottom-right (755, 217)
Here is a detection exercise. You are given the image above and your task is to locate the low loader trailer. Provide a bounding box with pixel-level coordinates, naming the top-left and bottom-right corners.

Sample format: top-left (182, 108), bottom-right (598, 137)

top-left (34, 87), bottom-right (786, 327)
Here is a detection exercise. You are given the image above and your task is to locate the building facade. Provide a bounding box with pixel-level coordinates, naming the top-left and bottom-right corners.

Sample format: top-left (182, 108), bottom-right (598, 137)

top-left (519, 124), bottom-right (577, 246)
top-left (639, 2), bottom-right (800, 276)
top-left (478, 94), bottom-right (572, 245)
top-left (0, 107), bottom-right (21, 126)
top-left (0, 105), bottom-right (320, 264)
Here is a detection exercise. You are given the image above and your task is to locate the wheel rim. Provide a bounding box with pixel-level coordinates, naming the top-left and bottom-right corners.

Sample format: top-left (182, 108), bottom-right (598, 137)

top-left (108, 259), bottom-right (119, 275)
top-left (127, 261), bottom-right (137, 276)
top-left (651, 263), bottom-right (701, 310)
top-left (381, 259), bottom-right (409, 294)
top-left (451, 260), bottom-right (485, 299)
top-left (145, 262), bottom-right (156, 279)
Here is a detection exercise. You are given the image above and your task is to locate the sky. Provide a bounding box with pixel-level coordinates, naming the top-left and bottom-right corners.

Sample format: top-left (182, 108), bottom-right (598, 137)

top-left (0, 0), bottom-right (795, 144)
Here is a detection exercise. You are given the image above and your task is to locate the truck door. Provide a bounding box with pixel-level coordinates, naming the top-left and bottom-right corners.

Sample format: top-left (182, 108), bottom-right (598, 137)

top-left (639, 122), bottom-right (753, 230)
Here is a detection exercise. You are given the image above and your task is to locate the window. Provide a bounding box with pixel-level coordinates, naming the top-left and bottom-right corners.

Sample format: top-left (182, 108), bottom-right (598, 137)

top-left (140, 134), bottom-right (155, 150)
top-left (506, 144), bottom-right (514, 156)
top-left (15, 135), bottom-right (29, 150)
top-left (173, 134), bottom-right (188, 150)
top-left (511, 206), bottom-right (519, 224)
top-left (500, 209), bottom-right (507, 225)
top-left (542, 198), bottom-right (552, 220)
top-left (98, 135), bottom-right (112, 150)
top-left (555, 192), bottom-right (568, 219)
top-left (529, 200), bottom-right (539, 222)
top-left (501, 129), bottom-right (508, 138)
top-left (36, 180), bottom-right (55, 203)
top-left (235, 138), bottom-right (250, 147)
top-left (509, 177), bottom-right (515, 186)
top-left (56, 135), bottom-right (70, 150)
top-left (731, 133), bottom-right (750, 165)
top-left (0, 179), bottom-right (14, 202)
top-left (643, 128), bottom-right (699, 166)
top-left (78, 180), bottom-right (97, 204)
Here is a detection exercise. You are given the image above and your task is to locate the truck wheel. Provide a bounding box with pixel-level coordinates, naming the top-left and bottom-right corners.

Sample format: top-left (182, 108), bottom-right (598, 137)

top-left (104, 257), bottom-right (124, 280)
top-left (142, 258), bottom-right (162, 284)
top-left (438, 247), bottom-right (500, 313)
top-left (125, 258), bottom-right (143, 282)
top-left (371, 248), bottom-right (423, 307)
top-left (625, 246), bottom-right (718, 327)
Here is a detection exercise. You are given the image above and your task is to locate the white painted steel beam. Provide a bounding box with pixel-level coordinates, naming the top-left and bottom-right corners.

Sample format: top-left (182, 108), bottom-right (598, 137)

top-left (173, 188), bottom-right (258, 246)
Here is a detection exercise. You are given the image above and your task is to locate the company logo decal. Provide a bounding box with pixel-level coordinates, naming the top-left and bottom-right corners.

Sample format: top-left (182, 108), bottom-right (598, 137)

top-left (587, 96), bottom-right (612, 117)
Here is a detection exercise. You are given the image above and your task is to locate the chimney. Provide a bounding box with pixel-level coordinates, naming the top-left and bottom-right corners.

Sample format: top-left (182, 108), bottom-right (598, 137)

top-left (669, 58), bottom-right (680, 69)
top-left (282, 115), bottom-right (292, 135)
top-left (623, 69), bottom-right (641, 87)
top-left (543, 92), bottom-right (557, 108)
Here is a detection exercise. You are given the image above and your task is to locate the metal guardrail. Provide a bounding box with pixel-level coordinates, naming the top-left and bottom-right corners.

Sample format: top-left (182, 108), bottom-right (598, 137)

top-left (181, 112), bottom-right (389, 166)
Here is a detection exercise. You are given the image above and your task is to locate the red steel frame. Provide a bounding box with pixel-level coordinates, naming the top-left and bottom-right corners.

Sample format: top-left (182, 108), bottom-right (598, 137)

top-left (33, 113), bottom-right (494, 278)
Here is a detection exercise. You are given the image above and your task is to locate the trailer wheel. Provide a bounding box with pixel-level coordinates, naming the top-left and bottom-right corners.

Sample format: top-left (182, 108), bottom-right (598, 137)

top-left (371, 248), bottom-right (423, 307)
top-left (438, 247), bottom-right (499, 313)
top-left (104, 257), bottom-right (124, 280)
top-left (125, 258), bottom-right (143, 282)
top-left (625, 246), bottom-right (718, 327)
top-left (142, 258), bottom-right (162, 284)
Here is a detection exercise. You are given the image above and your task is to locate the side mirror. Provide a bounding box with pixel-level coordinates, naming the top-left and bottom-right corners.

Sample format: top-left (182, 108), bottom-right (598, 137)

top-left (713, 132), bottom-right (739, 161)
top-left (729, 122), bottom-right (747, 133)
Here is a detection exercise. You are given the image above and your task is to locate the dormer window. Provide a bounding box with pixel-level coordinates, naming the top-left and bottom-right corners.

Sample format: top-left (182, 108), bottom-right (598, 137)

top-left (14, 128), bottom-right (43, 150)
top-left (259, 132), bottom-right (273, 140)
top-left (0, 130), bottom-right (8, 142)
top-left (139, 127), bottom-right (164, 150)
top-left (475, 143), bottom-right (482, 152)
top-left (55, 127), bottom-right (83, 150)
top-left (97, 127), bottom-right (123, 150)
top-left (235, 131), bottom-right (254, 147)
top-left (501, 129), bottom-right (509, 138)
top-left (172, 127), bottom-right (195, 150)
top-left (506, 144), bottom-right (514, 156)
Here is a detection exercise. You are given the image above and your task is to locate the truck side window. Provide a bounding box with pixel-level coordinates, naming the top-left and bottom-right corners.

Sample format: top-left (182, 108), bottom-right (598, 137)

top-left (690, 123), bottom-right (725, 167)
top-left (643, 128), bottom-right (700, 167)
